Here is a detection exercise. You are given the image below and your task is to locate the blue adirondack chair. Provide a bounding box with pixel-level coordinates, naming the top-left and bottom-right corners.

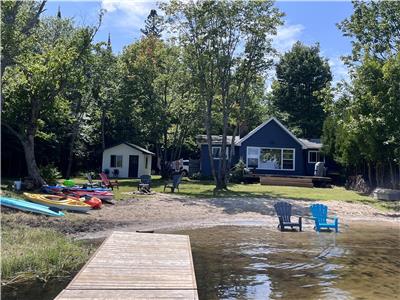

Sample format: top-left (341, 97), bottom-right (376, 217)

top-left (164, 174), bottom-right (182, 193)
top-left (310, 204), bottom-right (339, 232)
top-left (274, 201), bottom-right (302, 231)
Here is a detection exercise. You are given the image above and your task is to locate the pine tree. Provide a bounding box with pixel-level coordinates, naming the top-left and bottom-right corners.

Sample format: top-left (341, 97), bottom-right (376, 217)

top-left (107, 33), bottom-right (112, 51)
top-left (57, 6), bottom-right (61, 19)
top-left (140, 9), bottom-right (163, 38)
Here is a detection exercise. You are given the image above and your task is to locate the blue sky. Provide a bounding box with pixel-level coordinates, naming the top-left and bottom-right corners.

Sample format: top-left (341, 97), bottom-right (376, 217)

top-left (44, 1), bottom-right (354, 84)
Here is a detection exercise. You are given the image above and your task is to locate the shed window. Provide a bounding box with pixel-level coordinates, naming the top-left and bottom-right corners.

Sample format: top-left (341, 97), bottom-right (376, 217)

top-left (308, 151), bottom-right (324, 163)
top-left (145, 156), bottom-right (149, 169)
top-left (110, 155), bottom-right (122, 168)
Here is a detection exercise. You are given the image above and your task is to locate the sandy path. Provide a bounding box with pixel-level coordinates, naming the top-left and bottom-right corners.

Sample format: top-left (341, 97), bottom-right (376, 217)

top-left (2, 193), bottom-right (399, 239)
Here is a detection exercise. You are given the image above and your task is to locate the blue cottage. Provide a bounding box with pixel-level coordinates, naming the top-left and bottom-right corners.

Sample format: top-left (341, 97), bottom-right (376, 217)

top-left (197, 117), bottom-right (325, 177)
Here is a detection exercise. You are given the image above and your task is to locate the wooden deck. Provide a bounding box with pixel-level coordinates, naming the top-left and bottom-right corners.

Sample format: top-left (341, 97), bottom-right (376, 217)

top-left (257, 174), bottom-right (331, 188)
top-left (56, 231), bottom-right (198, 300)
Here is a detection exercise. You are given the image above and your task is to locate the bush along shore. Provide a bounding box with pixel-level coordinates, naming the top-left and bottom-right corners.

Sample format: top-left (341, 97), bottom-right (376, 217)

top-left (1, 221), bottom-right (93, 286)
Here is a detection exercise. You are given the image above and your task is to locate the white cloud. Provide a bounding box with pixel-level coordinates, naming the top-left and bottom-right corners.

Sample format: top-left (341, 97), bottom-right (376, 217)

top-left (273, 23), bottom-right (305, 53)
top-left (328, 55), bottom-right (350, 84)
top-left (100, 0), bottom-right (158, 29)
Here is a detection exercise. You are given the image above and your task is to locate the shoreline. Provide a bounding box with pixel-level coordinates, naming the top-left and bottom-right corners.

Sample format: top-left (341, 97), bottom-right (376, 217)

top-left (2, 193), bottom-right (399, 240)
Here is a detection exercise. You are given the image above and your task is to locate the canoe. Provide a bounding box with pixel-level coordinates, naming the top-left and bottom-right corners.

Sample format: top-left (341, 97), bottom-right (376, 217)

top-left (23, 193), bottom-right (91, 213)
top-left (0, 196), bottom-right (64, 217)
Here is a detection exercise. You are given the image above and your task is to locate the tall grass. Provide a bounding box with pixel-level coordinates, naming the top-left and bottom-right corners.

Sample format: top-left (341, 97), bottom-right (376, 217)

top-left (1, 223), bottom-right (92, 285)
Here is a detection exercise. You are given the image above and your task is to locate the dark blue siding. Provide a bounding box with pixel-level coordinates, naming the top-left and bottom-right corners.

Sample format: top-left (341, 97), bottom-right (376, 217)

top-left (200, 144), bottom-right (239, 177)
top-left (239, 120), bottom-right (305, 175)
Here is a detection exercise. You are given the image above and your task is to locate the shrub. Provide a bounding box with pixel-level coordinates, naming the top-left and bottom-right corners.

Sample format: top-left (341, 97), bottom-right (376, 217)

top-left (230, 159), bottom-right (247, 183)
top-left (39, 164), bottom-right (61, 185)
top-left (189, 172), bottom-right (214, 181)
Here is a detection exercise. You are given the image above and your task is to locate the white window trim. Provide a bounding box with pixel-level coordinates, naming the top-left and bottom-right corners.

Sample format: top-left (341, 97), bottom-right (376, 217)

top-left (110, 154), bottom-right (123, 168)
top-left (212, 146), bottom-right (229, 160)
top-left (246, 146), bottom-right (260, 168)
top-left (246, 146), bottom-right (295, 171)
top-left (308, 150), bottom-right (325, 163)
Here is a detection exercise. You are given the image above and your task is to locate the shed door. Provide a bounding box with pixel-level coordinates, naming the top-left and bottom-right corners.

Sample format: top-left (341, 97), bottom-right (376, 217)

top-left (128, 155), bottom-right (139, 178)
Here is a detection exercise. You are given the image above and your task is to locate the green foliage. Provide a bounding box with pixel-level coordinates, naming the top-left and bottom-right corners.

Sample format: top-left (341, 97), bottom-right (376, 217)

top-left (338, 0), bottom-right (400, 63)
top-left (270, 41), bottom-right (332, 138)
top-left (229, 159), bottom-right (247, 183)
top-left (322, 1), bottom-right (400, 188)
top-left (162, 0), bottom-right (283, 188)
top-left (39, 164), bottom-right (62, 185)
top-left (140, 9), bottom-right (163, 38)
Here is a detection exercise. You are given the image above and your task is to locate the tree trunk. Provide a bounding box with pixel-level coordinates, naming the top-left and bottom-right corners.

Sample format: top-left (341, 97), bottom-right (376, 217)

top-left (3, 123), bottom-right (46, 187)
top-left (65, 122), bottom-right (80, 179)
top-left (22, 135), bottom-right (46, 186)
top-left (218, 97), bottom-right (229, 190)
top-left (389, 160), bottom-right (395, 189)
top-left (375, 162), bottom-right (380, 188)
top-left (205, 98), bottom-right (217, 185)
top-left (101, 108), bottom-right (106, 152)
top-left (367, 162), bottom-right (373, 187)
top-left (160, 127), bottom-right (169, 179)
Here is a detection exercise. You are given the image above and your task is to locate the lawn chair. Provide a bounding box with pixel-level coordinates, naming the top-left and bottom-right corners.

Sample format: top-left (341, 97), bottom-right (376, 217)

top-left (164, 174), bottom-right (182, 193)
top-left (274, 201), bottom-right (302, 231)
top-left (310, 203), bottom-right (339, 232)
top-left (86, 173), bottom-right (101, 188)
top-left (138, 175), bottom-right (152, 193)
top-left (99, 172), bottom-right (119, 190)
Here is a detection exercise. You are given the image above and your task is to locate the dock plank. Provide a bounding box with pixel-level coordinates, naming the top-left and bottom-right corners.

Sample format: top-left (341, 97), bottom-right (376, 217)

top-left (56, 231), bottom-right (198, 300)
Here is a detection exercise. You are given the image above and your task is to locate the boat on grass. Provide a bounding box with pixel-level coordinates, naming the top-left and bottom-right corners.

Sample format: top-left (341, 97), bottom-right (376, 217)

top-left (23, 193), bottom-right (91, 213)
top-left (0, 196), bottom-right (64, 217)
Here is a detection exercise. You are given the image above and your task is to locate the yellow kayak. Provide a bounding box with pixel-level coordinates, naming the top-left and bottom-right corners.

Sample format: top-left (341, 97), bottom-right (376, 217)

top-left (23, 193), bottom-right (91, 213)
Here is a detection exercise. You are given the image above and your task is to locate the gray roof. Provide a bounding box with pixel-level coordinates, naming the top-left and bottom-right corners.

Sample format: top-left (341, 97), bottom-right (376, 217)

top-left (104, 142), bottom-right (154, 155)
top-left (196, 135), bottom-right (240, 145)
top-left (298, 138), bottom-right (322, 149)
top-left (125, 143), bottom-right (155, 155)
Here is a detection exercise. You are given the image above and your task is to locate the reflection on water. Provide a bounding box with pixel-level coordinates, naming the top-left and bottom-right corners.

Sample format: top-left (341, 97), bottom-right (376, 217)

top-left (2, 224), bottom-right (399, 300)
top-left (177, 224), bottom-right (400, 300)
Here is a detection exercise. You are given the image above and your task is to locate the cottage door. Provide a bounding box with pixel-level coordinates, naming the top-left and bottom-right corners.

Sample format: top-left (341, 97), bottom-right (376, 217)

top-left (128, 155), bottom-right (139, 178)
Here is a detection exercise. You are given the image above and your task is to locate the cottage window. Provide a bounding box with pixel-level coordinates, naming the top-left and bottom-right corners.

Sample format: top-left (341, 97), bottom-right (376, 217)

top-left (282, 149), bottom-right (294, 170)
top-left (212, 147), bottom-right (229, 159)
top-left (110, 155), bottom-right (123, 168)
top-left (247, 147), bottom-right (259, 168)
top-left (308, 151), bottom-right (324, 163)
top-left (260, 148), bottom-right (282, 170)
top-left (247, 147), bottom-right (295, 170)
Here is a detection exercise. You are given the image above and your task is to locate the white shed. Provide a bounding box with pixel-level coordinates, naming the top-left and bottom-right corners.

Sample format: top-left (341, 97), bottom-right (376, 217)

top-left (102, 143), bottom-right (154, 178)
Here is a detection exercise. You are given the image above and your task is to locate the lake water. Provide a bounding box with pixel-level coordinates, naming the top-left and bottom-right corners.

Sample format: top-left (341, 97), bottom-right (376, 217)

top-left (2, 223), bottom-right (399, 299)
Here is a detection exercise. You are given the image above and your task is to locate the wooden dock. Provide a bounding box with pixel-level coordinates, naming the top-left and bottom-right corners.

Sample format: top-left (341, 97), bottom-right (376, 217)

top-left (56, 231), bottom-right (198, 300)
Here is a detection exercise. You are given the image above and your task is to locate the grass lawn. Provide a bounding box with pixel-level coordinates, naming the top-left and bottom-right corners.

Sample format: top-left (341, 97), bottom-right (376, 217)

top-left (2, 176), bottom-right (397, 211)
top-left (63, 176), bottom-right (397, 211)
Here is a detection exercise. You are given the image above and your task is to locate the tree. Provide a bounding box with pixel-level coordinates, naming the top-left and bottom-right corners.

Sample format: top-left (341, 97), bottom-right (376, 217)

top-left (117, 35), bottom-right (201, 177)
top-left (140, 9), bottom-right (163, 38)
top-left (1, 0), bottom-right (47, 77)
top-left (2, 11), bottom-right (101, 186)
top-left (270, 41), bottom-right (332, 138)
top-left (162, 0), bottom-right (283, 190)
top-left (322, 1), bottom-right (400, 188)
